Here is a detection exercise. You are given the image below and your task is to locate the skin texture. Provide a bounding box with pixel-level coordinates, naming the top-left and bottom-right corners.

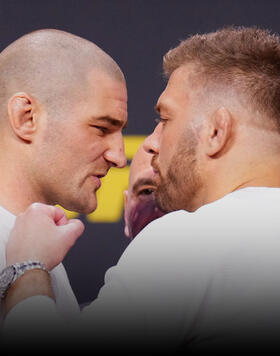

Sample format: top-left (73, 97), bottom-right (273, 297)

top-left (0, 29), bottom-right (127, 215)
top-left (28, 70), bottom-right (127, 214)
top-left (124, 144), bottom-right (165, 239)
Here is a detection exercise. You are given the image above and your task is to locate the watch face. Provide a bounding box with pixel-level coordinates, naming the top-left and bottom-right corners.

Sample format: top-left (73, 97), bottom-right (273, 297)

top-left (0, 266), bottom-right (15, 292)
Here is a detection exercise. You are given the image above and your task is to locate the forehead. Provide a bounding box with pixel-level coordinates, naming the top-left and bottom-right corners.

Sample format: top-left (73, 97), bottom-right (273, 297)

top-left (129, 149), bottom-right (154, 188)
top-left (129, 167), bottom-right (156, 198)
top-left (86, 69), bottom-right (128, 122)
top-left (156, 65), bottom-right (198, 113)
top-left (131, 165), bottom-right (153, 186)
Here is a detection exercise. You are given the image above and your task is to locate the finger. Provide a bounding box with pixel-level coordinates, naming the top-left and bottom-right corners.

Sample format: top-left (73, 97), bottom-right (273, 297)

top-left (49, 206), bottom-right (67, 225)
top-left (29, 203), bottom-right (67, 225)
top-left (55, 209), bottom-right (69, 226)
top-left (60, 219), bottom-right (85, 246)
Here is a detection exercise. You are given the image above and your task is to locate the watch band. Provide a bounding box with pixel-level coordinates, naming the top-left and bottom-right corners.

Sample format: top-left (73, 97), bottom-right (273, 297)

top-left (0, 261), bottom-right (48, 299)
top-left (13, 260), bottom-right (48, 279)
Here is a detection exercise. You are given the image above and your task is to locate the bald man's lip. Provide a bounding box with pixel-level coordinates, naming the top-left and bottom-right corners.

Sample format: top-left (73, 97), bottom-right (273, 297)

top-left (92, 176), bottom-right (101, 188)
top-left (91, 173), bottom-right (107, 189)
top-left (96, 173), bottom-right (106, 178)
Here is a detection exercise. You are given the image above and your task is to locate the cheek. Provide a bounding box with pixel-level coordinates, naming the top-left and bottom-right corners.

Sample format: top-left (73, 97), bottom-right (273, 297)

top-left (159, 124), bottom-right (185, 168)
top-left (128, 197), bottom-right (165, 238)
top-left (159, 129), bottom-right (176, 158)
top-left (90, 141), bottom-right (106, 160)
top-left (158, 146), bottom-right (173, 173)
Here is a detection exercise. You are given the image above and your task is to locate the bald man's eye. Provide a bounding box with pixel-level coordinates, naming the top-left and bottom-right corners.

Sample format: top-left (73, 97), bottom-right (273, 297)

top-left (138, 188), bottom-right (154, 196)
top-left (91, 125), bottom-right (108, 134)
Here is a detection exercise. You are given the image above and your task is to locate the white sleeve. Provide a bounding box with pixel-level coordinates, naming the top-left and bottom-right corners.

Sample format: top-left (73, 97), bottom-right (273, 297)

top-left (2, 211), bottom-right (214, 353)
top-left (79, 211), bottom-right (212, 353)
top-left (2, 296), bottom-right (65, 349)
top-left (4, 295), bottom-right (57, 325)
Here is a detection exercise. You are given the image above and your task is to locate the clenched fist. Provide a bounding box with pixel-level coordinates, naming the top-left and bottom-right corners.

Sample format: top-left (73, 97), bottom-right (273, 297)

top-left (6, 202), bottom-right (85, 270)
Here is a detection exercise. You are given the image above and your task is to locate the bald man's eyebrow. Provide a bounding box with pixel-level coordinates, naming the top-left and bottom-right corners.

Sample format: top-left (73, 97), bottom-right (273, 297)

top-left (96, 116), bottom-right (128, 129)
top-left (132, 177), bottom-right (157, 195)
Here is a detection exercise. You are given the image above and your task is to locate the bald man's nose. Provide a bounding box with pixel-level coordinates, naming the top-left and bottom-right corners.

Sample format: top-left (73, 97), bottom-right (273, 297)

top-left (104, 134), bottom-right (127, 168)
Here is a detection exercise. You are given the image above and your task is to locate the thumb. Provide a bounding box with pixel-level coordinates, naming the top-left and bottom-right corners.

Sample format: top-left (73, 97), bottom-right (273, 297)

top-left (59, 218), bottom-right (85, 247)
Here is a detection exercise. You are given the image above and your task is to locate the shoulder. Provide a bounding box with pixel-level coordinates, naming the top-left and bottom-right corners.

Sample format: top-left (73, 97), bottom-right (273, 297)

top-left (117, 189), bottom-right (277, 268)
top-left (128, 192), bottom-right (239, 247)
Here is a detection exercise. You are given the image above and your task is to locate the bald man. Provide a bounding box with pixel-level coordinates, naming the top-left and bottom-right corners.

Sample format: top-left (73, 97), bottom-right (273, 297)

top-left (124, 143), bottom-right (165, 239)
top-left (0, 29), bottom-right (127, 322)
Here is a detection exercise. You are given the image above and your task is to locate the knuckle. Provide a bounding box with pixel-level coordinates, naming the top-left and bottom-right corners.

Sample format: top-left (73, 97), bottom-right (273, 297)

top-left (29, 202), bottom-right (41, 211)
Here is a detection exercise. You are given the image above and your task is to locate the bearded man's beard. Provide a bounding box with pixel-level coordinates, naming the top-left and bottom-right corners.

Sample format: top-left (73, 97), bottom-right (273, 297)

top-left (153, 132), bottom-right (202, 213)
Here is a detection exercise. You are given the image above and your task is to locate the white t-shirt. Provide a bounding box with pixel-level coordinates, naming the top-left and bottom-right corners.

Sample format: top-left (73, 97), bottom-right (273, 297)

top-left (5, 188), bottom-right (280, 352)
top-left (0, 205), bottom-right (80, 323)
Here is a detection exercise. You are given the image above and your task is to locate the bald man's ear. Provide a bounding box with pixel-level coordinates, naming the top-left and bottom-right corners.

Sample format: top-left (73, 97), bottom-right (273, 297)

top-left (7, 93), bottom-right (38, 143)
top-left (204, 107), bottom-right (233, 157)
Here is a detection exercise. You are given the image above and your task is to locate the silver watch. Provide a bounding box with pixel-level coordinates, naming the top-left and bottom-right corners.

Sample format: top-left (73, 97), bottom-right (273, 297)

top-left (0, 261), bottom-right (48, 299)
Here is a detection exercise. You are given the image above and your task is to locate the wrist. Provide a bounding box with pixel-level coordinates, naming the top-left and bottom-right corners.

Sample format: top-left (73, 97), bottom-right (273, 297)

top-left (3, 268), bottom-right (54, 316)
top-left (0, 261), bottom-right (49, 299)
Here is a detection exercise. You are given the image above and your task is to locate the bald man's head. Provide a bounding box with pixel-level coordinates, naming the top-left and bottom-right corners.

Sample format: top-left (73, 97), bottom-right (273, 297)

top-left (0, 29), bottom-right (128, 215)
top-left (0, 29), bottom-right (124, 121)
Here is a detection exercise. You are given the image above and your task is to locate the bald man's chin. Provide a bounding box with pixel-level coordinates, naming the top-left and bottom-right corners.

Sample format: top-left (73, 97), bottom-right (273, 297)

top-left (80, 200), bottom-right (98, 215)
top-left (63, 196), bottom-right (98, 215)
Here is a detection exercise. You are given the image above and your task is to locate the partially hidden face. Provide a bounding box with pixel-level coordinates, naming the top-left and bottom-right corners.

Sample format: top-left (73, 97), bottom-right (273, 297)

top-left (124, 176), bottom-right (166, 239)
top-left (124, 147), bottom-right (166, 239)
top-left (32, 70), bottom-right (128, 214)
